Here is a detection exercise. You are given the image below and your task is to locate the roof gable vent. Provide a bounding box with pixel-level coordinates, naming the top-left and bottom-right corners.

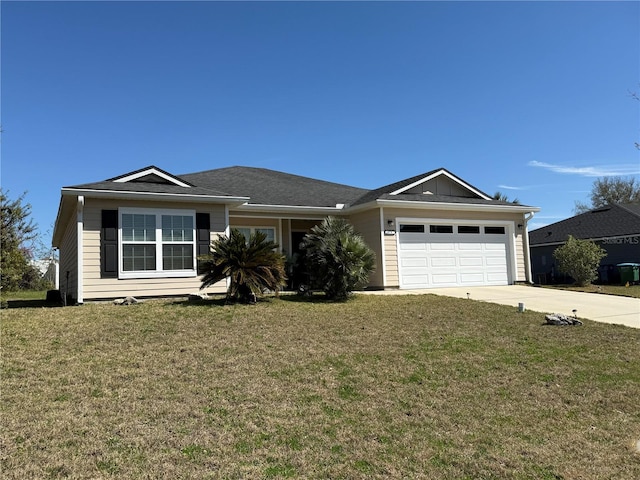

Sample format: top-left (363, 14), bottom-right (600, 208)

top-left (110, 166), bottom-right (192, 188)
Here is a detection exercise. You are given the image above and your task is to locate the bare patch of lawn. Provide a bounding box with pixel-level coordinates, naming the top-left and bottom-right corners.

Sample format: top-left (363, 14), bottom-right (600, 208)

top-left (2, 295), bottom-right (639, 479)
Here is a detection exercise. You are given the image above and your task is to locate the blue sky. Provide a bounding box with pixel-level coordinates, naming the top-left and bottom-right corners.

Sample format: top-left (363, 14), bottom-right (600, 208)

top-left (2, 1), bottom-right (639, 248)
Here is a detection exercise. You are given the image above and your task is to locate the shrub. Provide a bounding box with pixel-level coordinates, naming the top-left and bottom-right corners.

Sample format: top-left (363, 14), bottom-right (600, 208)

top-left (200, 229), bottom-right (287, 303)
top-left (553, 235), bottom-right (607, 287)
top-left (301, 216), bottom-right (375, 300)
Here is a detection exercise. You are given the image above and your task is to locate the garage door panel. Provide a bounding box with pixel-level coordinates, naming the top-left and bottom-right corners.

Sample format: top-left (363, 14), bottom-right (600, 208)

top-left (431, 273), bottom-right (458, 285)
top-left (459, 256), bottom-right (483, 266)
top-left (399, 242), bottom-right (427, 251)
top-left (430, 242), bottom-right (456, 250)
top-left (431, 257), bottom-right (456, 267)
top-left (460, 273), bottom-right (485, 284)
top-left (403, 275), bottom-right (429, 286)
top-left (458, 243), bottom-right (483, 250)
top-left (401, 258), bottom-right (428, 267)
top-left (486, 256), bottom-right (507, 266)
top-left (401, 249), bottom-right (429, 259)
top-left (487, 272), bottom-right (509, 283)
top-left (403, 266), bottom-right (431, 276)
top-left (398, 223), bottom-right (511, 289)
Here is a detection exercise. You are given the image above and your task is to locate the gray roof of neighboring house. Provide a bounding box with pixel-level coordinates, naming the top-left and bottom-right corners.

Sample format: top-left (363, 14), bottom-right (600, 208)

top-left (64, 165), bottom-right (530, 209)
top-left (529, 203), bottom-right (640, 246)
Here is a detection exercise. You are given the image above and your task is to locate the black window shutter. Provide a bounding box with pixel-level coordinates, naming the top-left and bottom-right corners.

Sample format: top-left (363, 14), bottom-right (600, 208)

top-left (101, 210), bottom-right (118, 278)
top-left (196, 213), bottom-right (210, 274)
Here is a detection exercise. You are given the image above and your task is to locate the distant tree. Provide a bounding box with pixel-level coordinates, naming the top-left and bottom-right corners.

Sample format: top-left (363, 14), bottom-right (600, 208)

top-left (493, 191), bottom-right (520, 204)
top-left (553, 235), bottom-right (607, 287)
top-left (301, 216), bottom-right (375, 301)
top-left (574, 176), bottom-right (640, 214)
top-left (1, 190), bottom-right (46, 291)
top-left (200, 229), bottom-right (287, 303)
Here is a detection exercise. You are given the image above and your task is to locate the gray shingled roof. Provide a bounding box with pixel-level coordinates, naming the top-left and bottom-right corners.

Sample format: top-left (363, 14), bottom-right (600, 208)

top-left (529, 204), bottom-right (640, 246)
top-left (66, 179), bottom-right (234, 198)
top-left (350, 168), bottom-right (492, 206)
top-left (179, 166), bottom-right (368, 207)
top-left (373, 192), bottom-right (515, 206)
top-left (64, 165), bottom-right (530, 209)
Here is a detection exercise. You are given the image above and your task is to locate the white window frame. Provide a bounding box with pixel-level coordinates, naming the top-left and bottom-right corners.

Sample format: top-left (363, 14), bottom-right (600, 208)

top-left (118, 207), bottom-right (197, 279)
top-left (233, 226), bottom-right (276, 244)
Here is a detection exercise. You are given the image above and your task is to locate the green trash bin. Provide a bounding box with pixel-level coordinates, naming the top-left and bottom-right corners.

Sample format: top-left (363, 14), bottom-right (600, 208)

top-left (617, 263), bottom-right (640, 284)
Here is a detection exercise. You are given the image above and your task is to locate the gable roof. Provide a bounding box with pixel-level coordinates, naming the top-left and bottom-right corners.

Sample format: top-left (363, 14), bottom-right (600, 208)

top-left (62, 165), bottom-right (247, 201)
top-left (60, 164), bottom-right (537, 212)
top-left (179, 166), bottom-right (367, 208)
top-left (529, 203), bottom-right (640, 246)
top-left (108, 166), bottom-right (194, 188)
top-left (350, 168), bottom-right (493, 207)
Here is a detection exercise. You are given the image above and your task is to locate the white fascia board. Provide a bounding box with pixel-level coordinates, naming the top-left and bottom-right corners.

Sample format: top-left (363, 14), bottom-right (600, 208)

top-left (113, 167), bottom-right (192, 188)
top-left (52, 196), bottom-right (69, 247)
top-left (376, 199), bottom-right (541, 214)
top-left (390, 169), bottom-right (492, 200)
top-left (234, 203), bottom-right (345, 215)
top-left (61, 188), bottom-right (250, 206)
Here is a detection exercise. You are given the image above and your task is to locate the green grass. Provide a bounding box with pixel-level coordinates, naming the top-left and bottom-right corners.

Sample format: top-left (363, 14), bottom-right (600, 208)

top-left (541, 283), bottom-right (640, 298)
top-left (2, 294), bottom-right (640, 479)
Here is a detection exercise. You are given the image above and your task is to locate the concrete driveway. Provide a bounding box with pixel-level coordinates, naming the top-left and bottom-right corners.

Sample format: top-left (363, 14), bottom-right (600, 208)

top-left (364, 285), bottom-right (640, 329)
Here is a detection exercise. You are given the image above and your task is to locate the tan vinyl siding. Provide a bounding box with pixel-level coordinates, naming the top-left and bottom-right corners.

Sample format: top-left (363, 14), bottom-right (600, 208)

top-left (515, 232), bottom-right (525, 281)
top-left (59, 215), bottom-right (79, 301)
top-left (82, 198), bottom-right (227, 300)
top-left (347, 209), bottom-right (383, 288)
top-left (384, 235), bottom-right (399, 287)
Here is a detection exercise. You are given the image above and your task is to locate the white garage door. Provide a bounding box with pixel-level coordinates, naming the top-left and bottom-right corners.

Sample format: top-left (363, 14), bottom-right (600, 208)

top-left (398, 223), bottom-right (511, 289)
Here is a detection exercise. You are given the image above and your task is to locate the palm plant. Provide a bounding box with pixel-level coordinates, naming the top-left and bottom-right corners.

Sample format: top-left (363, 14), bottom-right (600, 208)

top-left (301, 216), bottom-right (375, 300)
top-left (200, 229), bottom-right (287, 303)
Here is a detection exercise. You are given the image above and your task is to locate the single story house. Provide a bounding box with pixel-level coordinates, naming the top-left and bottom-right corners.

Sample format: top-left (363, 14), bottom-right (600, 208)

top-left (52, 165), bottom-right (540, 303)
top-left (529, 203), bottom-right (640, 284)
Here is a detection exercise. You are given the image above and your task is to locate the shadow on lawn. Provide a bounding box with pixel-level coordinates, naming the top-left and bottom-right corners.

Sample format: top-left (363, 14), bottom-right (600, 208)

top-left (3, 299), bottom-right (63, 309)
top-left (171, 291), bottom-right (342, 307)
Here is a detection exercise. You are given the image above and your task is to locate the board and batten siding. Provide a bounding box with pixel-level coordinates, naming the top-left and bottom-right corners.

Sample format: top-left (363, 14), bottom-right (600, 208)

top-left (347, 209), bottom-right (384, 288)
top-left (381, 207), bottom-right (529, 287)
top-left (81, 198), bottom-right (227, 300)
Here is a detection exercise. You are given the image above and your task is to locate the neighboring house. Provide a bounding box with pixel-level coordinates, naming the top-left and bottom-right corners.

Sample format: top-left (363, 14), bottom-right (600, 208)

top-left (52, 165), bottom-right (540, 303)
top-left (30, 257), bottom-right (60, 289)
top-left (529, 203), bottom-right (640, 284)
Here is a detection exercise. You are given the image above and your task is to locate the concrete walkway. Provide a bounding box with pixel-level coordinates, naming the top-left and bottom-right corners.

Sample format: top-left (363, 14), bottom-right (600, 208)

top-left (362, 285), bottom-right (640, 329)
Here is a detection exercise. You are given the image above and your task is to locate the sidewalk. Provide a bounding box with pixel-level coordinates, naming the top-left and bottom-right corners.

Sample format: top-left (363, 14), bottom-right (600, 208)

top-left (362, 285), bottom-right (640, 329)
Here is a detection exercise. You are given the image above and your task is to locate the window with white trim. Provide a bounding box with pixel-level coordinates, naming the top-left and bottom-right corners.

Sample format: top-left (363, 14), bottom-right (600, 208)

top-left (234, 227), bottom-right (276, 244)
top-left (119, 208), bottom-right (196, 278)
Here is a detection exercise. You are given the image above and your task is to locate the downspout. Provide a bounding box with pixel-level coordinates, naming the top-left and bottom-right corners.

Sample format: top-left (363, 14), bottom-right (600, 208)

top-left (77, 196), bottom-right (84, 304)
top-left (523, 211), bottom-right (535, 284)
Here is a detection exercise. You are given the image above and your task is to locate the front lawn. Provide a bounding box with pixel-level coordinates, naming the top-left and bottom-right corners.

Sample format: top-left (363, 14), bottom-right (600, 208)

top-left (2, 295), bottom-right (639, 479)
top-left (541, 284), bottom-right (640, 299)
